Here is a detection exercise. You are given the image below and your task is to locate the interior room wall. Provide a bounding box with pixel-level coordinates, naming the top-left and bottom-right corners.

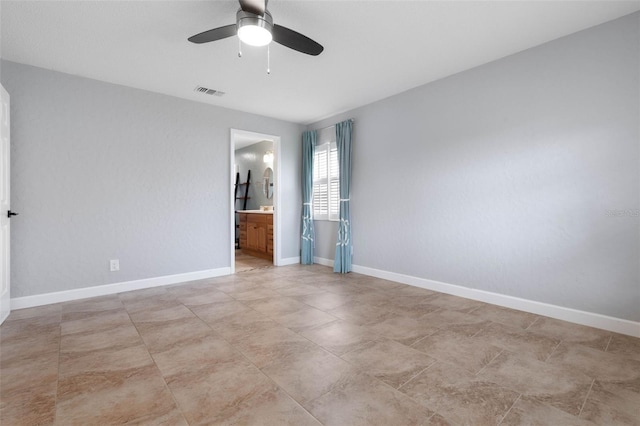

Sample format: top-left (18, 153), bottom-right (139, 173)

top-left (309, 13), bottom-right (639, 322)
top-left (1, 60), bottom-right (303, 298)
top-left (234, 140), bottom-right (274, 211)
top-left (0, 1), bottom-right (3, 81)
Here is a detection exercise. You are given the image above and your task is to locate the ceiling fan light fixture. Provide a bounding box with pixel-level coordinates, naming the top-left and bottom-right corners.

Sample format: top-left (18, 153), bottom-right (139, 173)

top-left (237, 10), bottom-right (273, 47)
top-left (188, 3), bottom-right (324, 56)
top-left (238, 25), bottom-right (272, 46)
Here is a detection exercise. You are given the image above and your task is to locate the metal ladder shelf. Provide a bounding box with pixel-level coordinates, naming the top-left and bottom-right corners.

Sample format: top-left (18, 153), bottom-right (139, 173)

top-left (234, 170), bottom-right (251, 249)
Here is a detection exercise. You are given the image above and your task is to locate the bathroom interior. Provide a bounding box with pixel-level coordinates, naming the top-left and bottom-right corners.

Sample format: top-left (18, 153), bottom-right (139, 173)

top-left (234, 139), bottom-right (275, 272)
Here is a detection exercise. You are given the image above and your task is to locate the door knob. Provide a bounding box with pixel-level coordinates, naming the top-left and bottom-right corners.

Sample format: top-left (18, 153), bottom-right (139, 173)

top-left (7, 211), bottom-right (18, 218)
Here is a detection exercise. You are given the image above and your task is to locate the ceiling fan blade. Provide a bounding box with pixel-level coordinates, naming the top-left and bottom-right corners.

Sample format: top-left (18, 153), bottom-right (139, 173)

top-left (272, 24), bottom-right (323, 56)
top-left (239, 0), bottom-right (266, 16)
top-left (188, 24), bottom-right (237, 44)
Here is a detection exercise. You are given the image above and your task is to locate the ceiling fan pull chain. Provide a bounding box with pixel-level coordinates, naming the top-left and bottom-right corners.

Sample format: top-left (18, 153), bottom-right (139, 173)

top-left (238, 38), bottom-right (243, 57)
top-left (267, 44), bottom-right (271, 74)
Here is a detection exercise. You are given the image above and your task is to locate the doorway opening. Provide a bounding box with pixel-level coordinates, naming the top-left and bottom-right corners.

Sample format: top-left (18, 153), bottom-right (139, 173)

top-left (230, 129), bottom-right (281, 274)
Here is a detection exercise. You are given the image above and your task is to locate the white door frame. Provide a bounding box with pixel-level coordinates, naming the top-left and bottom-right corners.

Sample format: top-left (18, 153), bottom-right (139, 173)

top-left (0, 85), bottom-right (11, 324)
top-left (229, 129), bottom-right (282, 273)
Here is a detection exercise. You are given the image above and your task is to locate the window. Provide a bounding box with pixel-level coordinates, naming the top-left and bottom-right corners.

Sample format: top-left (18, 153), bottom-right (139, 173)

top-left (313, 141), bottom-right (339, 221)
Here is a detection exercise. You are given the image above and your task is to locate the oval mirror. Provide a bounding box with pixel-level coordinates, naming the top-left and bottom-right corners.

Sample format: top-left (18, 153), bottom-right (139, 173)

top-left (263, 167), bottom-right (274, 199)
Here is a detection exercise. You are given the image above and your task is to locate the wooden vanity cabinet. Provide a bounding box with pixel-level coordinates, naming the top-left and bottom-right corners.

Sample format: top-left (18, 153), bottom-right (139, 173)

top-left (238, 213), bottom-right (273, 261)
top-left (238, 215), bottom-right (247, 248)
top-left (267, 223), bottom-right (274, 256)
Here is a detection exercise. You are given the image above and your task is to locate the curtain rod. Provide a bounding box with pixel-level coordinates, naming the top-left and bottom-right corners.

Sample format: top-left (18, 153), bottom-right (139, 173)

top-left (313, 118), bottom-right (354, 132)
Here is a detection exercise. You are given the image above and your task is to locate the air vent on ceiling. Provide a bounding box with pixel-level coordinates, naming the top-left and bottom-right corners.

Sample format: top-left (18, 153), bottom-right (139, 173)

top-left (194, 86), bottom-right (225, 97)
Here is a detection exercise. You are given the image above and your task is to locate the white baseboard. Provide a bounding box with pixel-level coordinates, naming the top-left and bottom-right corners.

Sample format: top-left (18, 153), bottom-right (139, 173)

top-left (279, 256), bottom-right (301, 266)
top-left (313, 257), bottom-right (639, 338)
top-left (314, 256), bottom-right (334, 267)
top-left (11, 268), bottom-right (231, 310)
top-left (11, 258), bottom-right (639, 338)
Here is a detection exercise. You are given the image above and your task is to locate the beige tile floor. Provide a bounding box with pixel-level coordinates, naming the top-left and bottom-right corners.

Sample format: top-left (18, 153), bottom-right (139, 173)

top-left (235, 249), bottom-right (273, 273)
top-left (1, 264), bottom-right (639, 425)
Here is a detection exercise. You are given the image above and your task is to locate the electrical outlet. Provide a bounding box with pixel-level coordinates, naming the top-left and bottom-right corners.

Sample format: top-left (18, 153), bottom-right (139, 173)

top-left (110, 259), bottom-right (120, 272)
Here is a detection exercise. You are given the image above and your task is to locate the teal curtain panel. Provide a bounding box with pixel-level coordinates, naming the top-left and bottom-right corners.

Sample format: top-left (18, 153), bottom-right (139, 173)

top-left (301, 130), bottom-right (316, 264)
top-left (334, 120), bottom-right (353, 273)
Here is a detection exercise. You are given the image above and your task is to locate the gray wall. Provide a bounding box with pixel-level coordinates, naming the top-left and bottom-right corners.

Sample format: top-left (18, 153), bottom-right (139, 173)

top-left (235, 140), bottom-right (274, 211)
top-left (0, 1), bottom-right (3, 80)
top-left (1, 60), bottom-right (303, 298)
top-left (310, 13), bottom-right (640, 321)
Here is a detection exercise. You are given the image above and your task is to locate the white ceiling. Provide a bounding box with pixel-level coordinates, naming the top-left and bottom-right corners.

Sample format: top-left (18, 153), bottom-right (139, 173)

top-left (2, 1), bottom-right (639, 124)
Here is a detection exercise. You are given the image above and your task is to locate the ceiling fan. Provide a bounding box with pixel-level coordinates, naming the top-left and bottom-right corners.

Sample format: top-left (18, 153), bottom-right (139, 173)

top-left (188, 0), bottom-right (324, 56)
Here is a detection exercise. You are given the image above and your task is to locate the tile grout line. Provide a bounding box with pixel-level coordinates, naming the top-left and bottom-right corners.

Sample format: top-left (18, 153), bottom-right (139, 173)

top-left (408, 329), bottom-right (437, 350)
top-left (497, 393), bottom-right (521, 426)
top-left (217, 280), bottom-right (438, 422)
top-left (604, 334), bottom-right (613, 352)
top-left (474, 348), bottom-right (504, 377)
top-left (524, 316), bottom-right (540, 331)
top-left (236, 293), bottom-right (334, 339)
top-left (257, 374), bottom-right (327, 426)
top-left (323, 324), bottom-right (377, 357)
top-left (396, 363), bottom-right (435, 392)
top-left (391, 361), bottom-right (454, 422)
top-left (142, 353), bottom-right (191, 424)
top-left (543, 339), bottom-right (563, 363)
top-left (347, 358), bottom-right (441, 418)
top-left (120, 295), bottom-right (191, 425)
top-left (182, 294), bottom-right (328, 425)
top-left (471, 319), bottom-right (493, 338)
top-left (175, 292), bottom-right (308, 423)
top-left (334, 341), bottom-right (368, 358)
top-left (405, 359), bottom-right (448, 393)
top-left (12, 266), bottom-right (636, 425)
top-left (52, 309), bottom-right (63, 425)
top-left (577, 378), bottom-right (595, 418)
top-left (465, 305), bottom-right (481, 316)
top-left (221, 292), bottom-right (331, 425)
top-left (525, 316), bottom-right (540, 329)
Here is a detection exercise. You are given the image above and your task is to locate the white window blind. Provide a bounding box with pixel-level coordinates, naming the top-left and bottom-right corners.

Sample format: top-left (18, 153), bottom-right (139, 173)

top-left (313, 141), bottom-right (339, 221)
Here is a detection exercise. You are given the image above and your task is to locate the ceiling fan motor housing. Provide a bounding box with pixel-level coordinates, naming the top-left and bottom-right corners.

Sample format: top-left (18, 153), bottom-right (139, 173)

top-left (237, 9), bottom-right (274, 46)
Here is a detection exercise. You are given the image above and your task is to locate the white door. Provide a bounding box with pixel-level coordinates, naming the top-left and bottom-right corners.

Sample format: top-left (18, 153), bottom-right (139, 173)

top-left (0, 85), bottom-right (10, 324)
